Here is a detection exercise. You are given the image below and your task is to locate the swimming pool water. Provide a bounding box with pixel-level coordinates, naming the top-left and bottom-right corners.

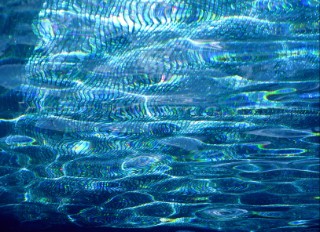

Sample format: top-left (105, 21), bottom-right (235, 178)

top-left (0, 0), bottom-right (319, 231)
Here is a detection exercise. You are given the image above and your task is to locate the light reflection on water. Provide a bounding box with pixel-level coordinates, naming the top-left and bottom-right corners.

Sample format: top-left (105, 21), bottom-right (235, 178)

top-left (0, 0), bottom-right (319, 231)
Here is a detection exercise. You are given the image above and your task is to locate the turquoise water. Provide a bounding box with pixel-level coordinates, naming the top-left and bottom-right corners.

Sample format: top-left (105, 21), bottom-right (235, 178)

top-left (0, 0), bottom-right (319, 231)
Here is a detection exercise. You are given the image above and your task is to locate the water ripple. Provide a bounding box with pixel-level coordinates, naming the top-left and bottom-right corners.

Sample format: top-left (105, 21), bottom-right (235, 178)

top-left (0, 0), bottom-right (319, 231)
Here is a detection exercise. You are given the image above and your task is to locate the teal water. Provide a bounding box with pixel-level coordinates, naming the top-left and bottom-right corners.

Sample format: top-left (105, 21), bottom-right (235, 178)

top-left (0, 0), bottom-right (319, 231)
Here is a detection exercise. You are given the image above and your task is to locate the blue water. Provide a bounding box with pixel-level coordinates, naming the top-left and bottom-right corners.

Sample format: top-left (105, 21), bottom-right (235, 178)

top-left (0, 0), bottom-right (319, 231)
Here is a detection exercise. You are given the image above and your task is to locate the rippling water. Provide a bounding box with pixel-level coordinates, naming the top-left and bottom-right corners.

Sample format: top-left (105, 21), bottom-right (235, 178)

top-left (0, 0), bottom-right (319, 231)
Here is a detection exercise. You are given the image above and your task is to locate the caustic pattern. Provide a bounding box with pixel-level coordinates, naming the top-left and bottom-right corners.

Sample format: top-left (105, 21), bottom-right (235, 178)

top-left (0, 0), bottom-right (319, 231)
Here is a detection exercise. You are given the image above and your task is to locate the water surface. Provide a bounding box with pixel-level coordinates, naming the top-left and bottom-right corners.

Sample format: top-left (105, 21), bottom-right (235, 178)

top-left (0, 0), bottom-right (319, 231)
